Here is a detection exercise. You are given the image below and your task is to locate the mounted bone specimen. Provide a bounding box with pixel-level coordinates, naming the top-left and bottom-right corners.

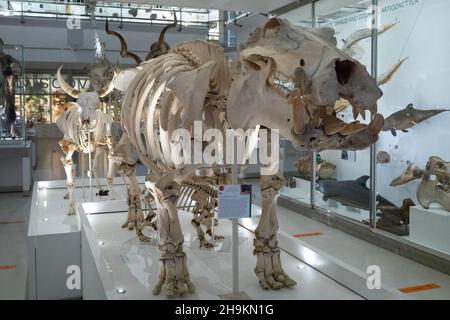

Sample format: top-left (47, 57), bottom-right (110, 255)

top-left (179, 177), bottom-right (224, 248)
top-left (294, 155), bottom-right (336, 179)
top-left (56, 40), bottom-right (117, 215)
top-left (52, 91), bottom-right (76, 122)
top-left (390, 156), bottom-right (450, 211)
top-left (377, 198), bottom-right (415, 228)
top-left (382, 103), bottom-right (449, 136)
top-left (376, 151), bottom-right (391, 164)
top-left (316, 176), bottom-right (395, 211)
top-left (105, 10), bottom-right (178, 64)
top-left (341, 22), bottom-right (397, 57)
top-left (117, 17), bottom-right (384, 296)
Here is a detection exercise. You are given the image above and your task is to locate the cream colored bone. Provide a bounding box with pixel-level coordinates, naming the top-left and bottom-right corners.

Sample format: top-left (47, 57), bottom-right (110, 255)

top-left (119, 17), bottom-right (383, 296)
top-left (56, 64), bottom-right (117, 215)
top-left (390, 157), bottom-right (450, 211)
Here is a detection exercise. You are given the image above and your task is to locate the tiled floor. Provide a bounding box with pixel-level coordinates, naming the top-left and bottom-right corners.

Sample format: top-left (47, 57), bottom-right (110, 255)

top-left (0, 192), bottom-right (30, 299)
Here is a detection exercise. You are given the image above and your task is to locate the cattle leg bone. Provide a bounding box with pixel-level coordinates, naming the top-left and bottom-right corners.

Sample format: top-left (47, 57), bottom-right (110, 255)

top-left (117, 162), bottom-right (149, 242)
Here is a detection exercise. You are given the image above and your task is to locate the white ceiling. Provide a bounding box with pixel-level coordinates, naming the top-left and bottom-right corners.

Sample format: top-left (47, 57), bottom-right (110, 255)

top-left (101, 0), bottom-right (298, 13)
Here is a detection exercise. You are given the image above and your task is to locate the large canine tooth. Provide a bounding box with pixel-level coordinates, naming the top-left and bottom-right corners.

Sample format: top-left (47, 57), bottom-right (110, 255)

top-left (312, 109), bottom-right (326, 127)
top-left (291, 88), bottom-right (307, 135)
top-left (323, 117), bottom-right (346, 135)
top-left (352, 106), bottom-right (366, 120)
top-left (326, 106), bottom-right (334, 115)
top-left (368, 113), bottom-right (384, 134)
top-left (339, 121), bottom-right (367, 136)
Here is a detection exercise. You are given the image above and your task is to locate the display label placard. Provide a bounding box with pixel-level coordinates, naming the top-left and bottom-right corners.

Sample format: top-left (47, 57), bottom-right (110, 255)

top-left (217, 184), bottom-right (252, 219)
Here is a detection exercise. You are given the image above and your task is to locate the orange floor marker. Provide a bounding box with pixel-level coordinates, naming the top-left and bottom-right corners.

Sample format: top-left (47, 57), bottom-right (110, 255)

top-left (399, 283), bottom-right (440, 294)
top-left (0, 265), bottom-right (17, 271)
top-left (0, 220), bottom-right (24, 225)
top-left (293, 232), bottom-right (323, 238)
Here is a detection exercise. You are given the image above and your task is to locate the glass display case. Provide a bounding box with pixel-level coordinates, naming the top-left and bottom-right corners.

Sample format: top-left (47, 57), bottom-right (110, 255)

top-left (0, 42), bottom-right (25, 144)
top-left (278, 0), bottom-right (450, 257)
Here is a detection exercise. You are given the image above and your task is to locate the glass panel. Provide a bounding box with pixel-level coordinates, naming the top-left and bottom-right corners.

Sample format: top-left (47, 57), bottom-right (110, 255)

top-left (312, 0), bottom-right (375, 224)
top-left (1, 43), bottom-right (25, 144)
top-left (375, 0), bottom-right (450, 255)
top-left (277, 3), bottom-right (315, 207)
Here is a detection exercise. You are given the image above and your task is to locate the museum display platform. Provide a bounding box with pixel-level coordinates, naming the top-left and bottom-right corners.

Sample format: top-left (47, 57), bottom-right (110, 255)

top-left (80, 202), bottom-right (364, 300)
top-left (0, 140), bottom-right (33, 194)
top-left (27, 177), bottom-right (424, 300)
top-left (26, 177), bottom-right (144, 300)
top-left (408, 206), bottom-right (450, 255)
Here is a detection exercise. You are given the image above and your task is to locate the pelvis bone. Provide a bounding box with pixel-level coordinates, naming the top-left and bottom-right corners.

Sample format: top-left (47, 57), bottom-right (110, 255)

top-left (390, 156), bottom-right (450, 211)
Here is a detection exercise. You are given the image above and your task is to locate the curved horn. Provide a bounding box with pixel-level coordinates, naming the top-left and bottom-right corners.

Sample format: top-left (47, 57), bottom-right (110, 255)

top-left (97, 68), bottom-right (117, 98)
top-left (158, 10), bottom-right (178, 52)
top-left (105, 18), bottom-right (142, 65)
top-left (56, 66), bottom-right (80, 98)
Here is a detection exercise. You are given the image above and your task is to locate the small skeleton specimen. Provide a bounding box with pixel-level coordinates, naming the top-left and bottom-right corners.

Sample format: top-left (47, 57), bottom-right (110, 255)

top-left (113, 17), bottom-right (384, 296)
top-left (390, 156), bottom-right (450, 211)
top-left (377, 198), bottom-right (415, 227)
top-left (179, 176), bottom-right (224, 248)
top-left (376, 151), bottom-right (391, 164)
top-left (294, 155), bottom-right (336, 179)
top-left (382, 103), bottom-right (450, 136)
top-left (56, 39), bottom-right (117, 215)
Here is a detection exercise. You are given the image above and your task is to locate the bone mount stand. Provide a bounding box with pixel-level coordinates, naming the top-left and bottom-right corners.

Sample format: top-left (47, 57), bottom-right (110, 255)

top-left (81, 152), bottom-right (85, 198)
top-left (219, 164), bottom-right (250, 300)
top-left (85, 127), bottom-right (94, 201)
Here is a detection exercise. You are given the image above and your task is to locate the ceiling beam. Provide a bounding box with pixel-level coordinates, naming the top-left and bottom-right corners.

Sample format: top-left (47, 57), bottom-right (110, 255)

top-left (270, 0), bottom-right (315, 16)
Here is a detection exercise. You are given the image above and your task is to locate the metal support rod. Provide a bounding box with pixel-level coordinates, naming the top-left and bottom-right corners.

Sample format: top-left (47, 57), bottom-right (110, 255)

top-left (231, 164), bottom-right (239, 294)
top-left (88, 130), bottom-right (93, 202)
top-left (81, 152), bottom-right (85, 198)
top-left (310, 151), bottom-right (316, 208)
top-left (310, 1), bottom-right (318, 209)
top-left (369, 0), bottom-right (378, 228)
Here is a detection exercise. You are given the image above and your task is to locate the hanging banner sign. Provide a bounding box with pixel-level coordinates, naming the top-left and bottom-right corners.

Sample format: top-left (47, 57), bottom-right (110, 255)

top-left (217, 184), bottom-right (252, 219)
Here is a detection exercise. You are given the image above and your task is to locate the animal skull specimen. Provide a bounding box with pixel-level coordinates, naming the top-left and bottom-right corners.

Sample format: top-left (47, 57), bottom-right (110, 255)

top-left (116, 18), bottom-right (384, 296)
top-left (390, 156), bottom-right (450, 211)
top-left (227, 18), bottom-right (384, 152)
top-left (294, 155), bottom-right (336, 179)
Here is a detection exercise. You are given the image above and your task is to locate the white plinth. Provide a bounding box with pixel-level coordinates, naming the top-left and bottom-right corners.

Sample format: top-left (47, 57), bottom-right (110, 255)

top-left (79, 201), bottom-right (361, 300)
top-left (27, 181), bottom-right (82, 300)
top-left (409, 206), bottom-right (450, 255)
top-left (0, 141), bottom-right (33, 193)
top-left (27, 178), bottom-right (144, 300)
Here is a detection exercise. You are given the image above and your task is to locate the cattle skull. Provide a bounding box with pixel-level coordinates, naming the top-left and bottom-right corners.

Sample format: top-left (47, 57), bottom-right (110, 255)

top-left (390, 164), bottom-right (422, 187)
top-left (227, 18), bottom-right (384, 151)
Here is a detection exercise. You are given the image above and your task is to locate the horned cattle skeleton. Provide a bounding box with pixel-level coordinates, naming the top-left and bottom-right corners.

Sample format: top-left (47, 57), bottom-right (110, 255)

top-left (114, 18), bottom-right (384, 296)
top-left (56, 39), bottom-right (117, 215)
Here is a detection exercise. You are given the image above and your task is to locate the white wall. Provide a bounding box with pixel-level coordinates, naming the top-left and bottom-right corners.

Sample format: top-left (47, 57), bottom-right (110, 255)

top-left (0, 16), bottom-right (208, 70)
top-left (319, 0), bottom-right (450, 206)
